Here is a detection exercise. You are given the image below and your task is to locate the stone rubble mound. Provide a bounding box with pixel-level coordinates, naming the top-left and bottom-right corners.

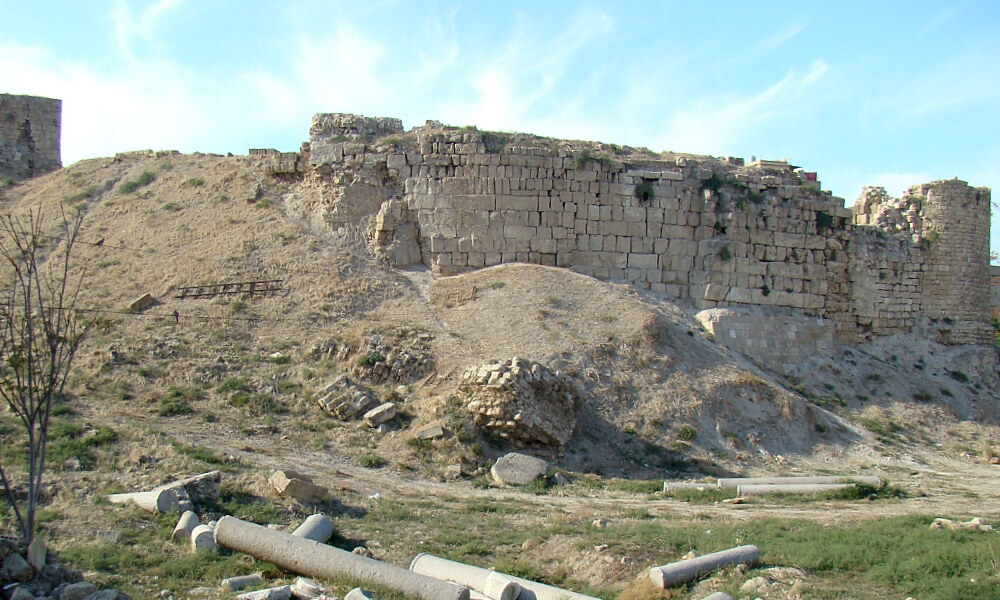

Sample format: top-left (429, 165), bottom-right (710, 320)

top-left (315, 375), bottom-right (378, 420)
top-left (351, 331), bottom-right (435, 385)
top-left (461, 357), bottom-right (585, 447)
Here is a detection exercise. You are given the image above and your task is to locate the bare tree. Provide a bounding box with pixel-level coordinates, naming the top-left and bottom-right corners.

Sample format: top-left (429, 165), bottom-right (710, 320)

top-left (0, 209), bottom-right (88, 543)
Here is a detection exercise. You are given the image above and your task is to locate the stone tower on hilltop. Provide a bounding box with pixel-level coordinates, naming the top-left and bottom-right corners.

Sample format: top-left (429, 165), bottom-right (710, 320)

top-left (0, 94), bottom-right (62, 181)
top-left (915, 179), bottom-right (992, 345)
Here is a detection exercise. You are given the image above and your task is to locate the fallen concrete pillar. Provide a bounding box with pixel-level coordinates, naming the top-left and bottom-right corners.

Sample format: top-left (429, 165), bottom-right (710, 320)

top-left (663, 482), bottom-right (715, 492)
top-left (291, 514), bottom-right (334, 543)
top-left (214, 516), bottom-right (469, 600)
top-left (220, 573), bottom-right (263, 592)
top-left (736, 483), bottom-right (854, 496)
top-left (699, 593), bottom-right (734, 600)
top-left (716, 475), bottom-right (881, 489)
top-left (172, 510), bottom-right (199, 543)
top-left (290, 577), bottom-right (327, 599)
top-left (649, 545), bottom-right (759, 588)
top-left (236, 586), bottom-right (291, 600)
top-left (191, 524), bottom-right (217, 552)
top-left (410, 552), bottom-right (600, 600)
top-left (108, 488), bottom-right (182, 514)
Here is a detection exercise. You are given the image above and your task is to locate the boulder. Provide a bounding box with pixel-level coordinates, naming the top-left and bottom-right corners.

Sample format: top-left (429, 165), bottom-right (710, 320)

top-left (490, 453), bottom-right (550, 486)
top-left (1, 552), bottom-right (34, 583)
top-left (58, 582), bottom-right (98, 600)
top-left (364, 403), bottom-right (397, 427)
top-left (269, 470), bottom-right (328, 504)
top-left (345, 589), bottom-right (375, 600)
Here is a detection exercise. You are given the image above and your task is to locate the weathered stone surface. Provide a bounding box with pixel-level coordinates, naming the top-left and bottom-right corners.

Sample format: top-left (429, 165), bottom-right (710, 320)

top-left (345, 588), bottom-right (375, 600)
top-left (2, 552), bottom-right (34, 582)
top-left (0, 94), bottom-right (61, 181)
top-left (416, 425), bottom-right (446, 440)
top-left (462, 357), bottom-right (584, 448)
top-left (490, 452), bottom-right (550, 486)
top-left (269, 470), bottom-right (328, 504)
top-left (58, 582), bottom-right (98, 600)
top-left (364, 403), bottom-right (397, 427)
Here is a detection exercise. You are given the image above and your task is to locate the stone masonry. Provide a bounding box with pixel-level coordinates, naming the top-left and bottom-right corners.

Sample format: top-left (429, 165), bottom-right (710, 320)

top-left (0, 94), bottom-right (61, 181)
top-left (268, 113), bottom-right (993, 347)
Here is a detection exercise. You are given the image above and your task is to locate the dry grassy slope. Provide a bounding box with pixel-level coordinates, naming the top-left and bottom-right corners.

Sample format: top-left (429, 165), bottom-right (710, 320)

top-left (0, 151), bottom-right (993, 481)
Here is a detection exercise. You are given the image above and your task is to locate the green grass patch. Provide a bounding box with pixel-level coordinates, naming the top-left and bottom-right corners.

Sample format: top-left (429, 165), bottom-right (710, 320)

top-left (117, 171), bottom-right (156, 194)
top-left (158, 396), bottom-right (193, 417)
top-left (356, 352), bottom-right (385, 367)
top-left (358, 453), bottom-right (387, 468)
top-left (228, 392), bottom-right (285, 416)
top-left (217, 376), bottom-right (252, 393)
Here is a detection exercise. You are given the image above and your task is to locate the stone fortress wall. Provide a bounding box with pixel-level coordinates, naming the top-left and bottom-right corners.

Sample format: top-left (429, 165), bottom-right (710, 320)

top-left (0, 94), bottom-right (62, 181)
top-left (260, 112), bottom-right (992, 351)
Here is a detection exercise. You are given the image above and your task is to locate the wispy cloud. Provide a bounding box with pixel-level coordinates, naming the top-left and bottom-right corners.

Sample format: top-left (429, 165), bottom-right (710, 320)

top-left (109, 0), bottom-right (183, 63)
top-left (659, 59), bottom-right (829, 155)
top-left (762, 22), bottom-right (806, 51)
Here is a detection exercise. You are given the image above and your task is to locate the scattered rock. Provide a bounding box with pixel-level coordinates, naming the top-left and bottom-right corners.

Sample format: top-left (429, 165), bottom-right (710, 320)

top-left (236, 586), bottom-right (291, 600)
top-left (490, 452), bottom-right (549, 486)
top-left (82, 591), bottom-right (130, 600)
top-left (58, 582), bottom-right (98, 600)
top-left (269, 470), bottom-right (328, 504)
top-left (364, 403), bottom-right (397, 427)
top-left (291, 577), bottom-right (327, 599)
top-left (2, 553), bottom-right (34, 583)
top-left (352, 547), bottom-right (374, 558)
top-left (521, 538), bottom-right (540, 551)
top-left (9, 586), bottom-right (34, 600)
top-left (219, 573), bottom-right (262, 592)
top-left (416, 425), bottom-right (446, 440)
top-left (740, 576), bottom-right (773, 595)
top-left (345, 588), bottom-right (374, 600)
top-left (930, 517), bottom-right (993, 532)
top-left (594, 544), bottom-right (609, 552)
top-left (682, 550), bottom-right (698, 561)
top-left (722, 497), bottom-right (746, 505)
top-left (444, 464), bottom-right (463, 481)
top-left (26, 538), bottom-right (45, 571)
top-left (591, 518), bottom-right (608, 528)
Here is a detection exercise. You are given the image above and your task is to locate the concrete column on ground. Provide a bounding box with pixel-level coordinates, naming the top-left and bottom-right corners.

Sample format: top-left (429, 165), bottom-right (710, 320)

top-left (291, 514), bottom-right (334, 543)
top-left (220, 573), bottom-right (263, 592)
top-left (410, 553), bottom-right (601, 600)
top-left (715, 476), bottom-right (881, 488)
top-left (191, 524), bottom-right (217, 552)
top-left (649, 545), bottom-right (759, 588)
top-left (172, 510), bottom-right (199, 542)
top-left (736, 483), bottom-right (854, 496)
top-left (236, 586), bottom-right (291, 600)
top-left (214, 516), bottom-right (469, 600)
top-left (663, 482), bottom-right (716, 492)
top-left (108, 488), bottom-right (182, 513)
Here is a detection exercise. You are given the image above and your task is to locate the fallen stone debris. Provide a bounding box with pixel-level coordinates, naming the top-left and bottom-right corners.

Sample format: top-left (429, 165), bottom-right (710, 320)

top-left (0, 536), bottom-right (129, 600)
top-left (929, 517), bottom-right (994, 532)
top-left (461, 357), bottom-right (584, 447)
top-left (220, 573), bottom-right (263, 592)
top-left (649, 545), bottom-right (760, 588)
top-left (106, 471), bottom-right (221, 514)
top-left (664, 474), bottom-right (884, 497)
top-left (269, 470), bottom-right (329, 504)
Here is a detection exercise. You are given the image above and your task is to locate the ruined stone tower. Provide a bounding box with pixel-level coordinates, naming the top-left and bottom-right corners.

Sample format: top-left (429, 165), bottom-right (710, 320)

top-left (0, 94), bottom-right (62, 181)
top-left (915, 179), bottom-right (992, 345)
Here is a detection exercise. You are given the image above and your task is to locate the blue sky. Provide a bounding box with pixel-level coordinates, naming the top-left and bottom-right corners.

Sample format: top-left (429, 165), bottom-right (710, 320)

top-left (3, 1), bottom-right (999, 255)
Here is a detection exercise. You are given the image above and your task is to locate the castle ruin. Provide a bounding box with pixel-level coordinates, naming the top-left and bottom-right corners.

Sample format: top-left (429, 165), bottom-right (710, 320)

top-left (0, 94), bottom-right (62, 181)
top-left (258, 113), bottom-right (993, 364)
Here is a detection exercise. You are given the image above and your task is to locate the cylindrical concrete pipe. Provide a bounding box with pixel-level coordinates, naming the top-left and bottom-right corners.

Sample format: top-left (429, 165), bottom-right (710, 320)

top-left (172, 510), bottom-right (199, 543)
top-left (410, 553), bottom-right (601, 600)
top-left (699, 593), bottom-right (734, 600)
top-left (663, 482), bottom-right (715, 492)
top-left (214, 516), bottom-right (469, 600)
top-left (191, 524), bottom-right (217, 552)
top-left (108, 488), bottom-right (181, 513)
top-left (236, 586), bottom-right (291, 600)
top-left (220, 573), bottom-right (263, 591)
top-left (291, 514), bottom-right (334, 543)
top-left (649, 545), bottom-right (759, 588)
top-left (716, 476), bottom-right (881, 489)
top-left (736, 483), bottom-right (854, 496)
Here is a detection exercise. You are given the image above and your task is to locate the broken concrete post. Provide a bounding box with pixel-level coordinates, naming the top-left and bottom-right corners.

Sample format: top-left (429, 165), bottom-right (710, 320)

top-left (291, 514), bottom-right (334, 543)
top-left (290, 577), bottom-right (327, 599)
top-left (236, 586), bottom-right (291, 600)
top-left (649, 545), bottom-right (759, 588)
top-left (482, 572), bottom-right (520, 600)
top-left (410, 553), bottom-right (600, 600)
top-left (736, 483), bottom-right (854, 496)
top-left (107, 488), bottom-right (182, 513)
top-left (191, 524), bottom-right (217, 552)
top-left (214, 516), bottom-right (469, 600)
top-left (157, 470), bottom-right (222, 504)
top-left (172, 510), bottom-right (199, 543)
top-left (220, 573), bottom-right (264, 592)
top-left (715, 475), bottom-right (881, 488)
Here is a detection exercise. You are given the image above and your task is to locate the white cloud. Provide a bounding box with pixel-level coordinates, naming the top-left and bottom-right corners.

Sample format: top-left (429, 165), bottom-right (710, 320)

top-left (109, 0), bottom-right (184, 64)
top-left (659, 60), bottom-right (829, 156)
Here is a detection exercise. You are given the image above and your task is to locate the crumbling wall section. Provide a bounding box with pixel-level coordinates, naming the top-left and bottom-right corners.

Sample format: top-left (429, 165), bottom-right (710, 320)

top-left (0, 94), bottom-right (61, 180)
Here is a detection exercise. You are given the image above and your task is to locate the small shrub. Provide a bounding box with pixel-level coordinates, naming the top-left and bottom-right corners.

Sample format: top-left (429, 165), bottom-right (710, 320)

top-left (158, 396), bottom-right (193, 417)
top-left (406, 437), bottom-right (432, 451)
top-left (359, 453), bottom-right (387, 468)
top-left (357, 352), bottom-right (385, 367)
top-left (634, 181), bottom-right (655, 203)
top-left (184, 177), bottom-right (205, 187)
top-left (117, 171), bottom-right (156, 194)
top-left (490, 281), bottom-right (506, 290)
top-left (218, 376), bottom-right (252, 393)
top-left (719, 245), bottom-right (732, 262)
top-left (162, 202), bottom-right (182, 212)
top-left (761, 284), bottom-right (771, 297)
top-left (677, 425), bottom-right (696, 441)
top-left (947, 370), bottom-right (970, 383)
top-left (229, 392), bottom-right (284, 416)
top-left (701, 172), bottom-right (725, 192)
